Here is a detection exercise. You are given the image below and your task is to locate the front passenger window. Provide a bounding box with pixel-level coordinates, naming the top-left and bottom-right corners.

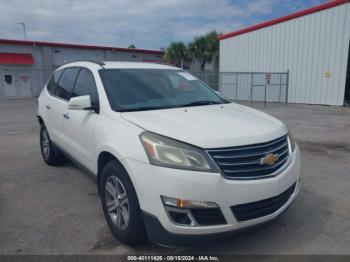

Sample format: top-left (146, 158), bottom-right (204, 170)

top-left (54, 68), bottom-right (79, 100)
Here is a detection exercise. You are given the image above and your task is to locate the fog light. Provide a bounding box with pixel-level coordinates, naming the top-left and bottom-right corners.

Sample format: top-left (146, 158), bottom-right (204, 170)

top-left (168, 211), bottom-right (192, 225)
top-left (161, 196), bottom-right (218, 209)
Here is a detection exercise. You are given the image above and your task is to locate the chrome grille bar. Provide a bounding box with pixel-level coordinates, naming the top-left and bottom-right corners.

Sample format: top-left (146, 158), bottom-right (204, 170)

top-left (208, 135), bottom-right (287, 152)
top-left (210, 141), bottom-right (288, 159)
top-left (222, 158), bottom-right (287, 173)
top-left (216, 149), bottom-right (289, 166)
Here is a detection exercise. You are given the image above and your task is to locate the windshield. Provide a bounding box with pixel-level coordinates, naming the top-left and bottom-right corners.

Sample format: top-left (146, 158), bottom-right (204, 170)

top-left (99, 69), bottom-right (228, 112)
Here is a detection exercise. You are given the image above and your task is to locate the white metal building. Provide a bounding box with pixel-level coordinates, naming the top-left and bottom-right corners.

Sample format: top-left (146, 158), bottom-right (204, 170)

top-left (219, 0), bottom-right (350, 106)
top-left (0, 39), bottom-right (164, 98)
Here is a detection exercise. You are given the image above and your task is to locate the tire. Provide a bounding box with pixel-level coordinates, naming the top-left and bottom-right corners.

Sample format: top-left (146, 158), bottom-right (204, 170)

top-left (100, 160), bottom-right (147, 246)
top-left (40, 125), bottom-right (65, 165)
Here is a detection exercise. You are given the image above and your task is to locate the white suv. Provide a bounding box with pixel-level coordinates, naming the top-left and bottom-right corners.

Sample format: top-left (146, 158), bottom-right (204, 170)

top-left (37, 61), bottom-right (300, 246)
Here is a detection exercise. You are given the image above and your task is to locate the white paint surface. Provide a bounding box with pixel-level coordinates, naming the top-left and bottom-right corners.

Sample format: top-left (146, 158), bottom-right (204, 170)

top-left (219, 2), bottom-right (350, 105)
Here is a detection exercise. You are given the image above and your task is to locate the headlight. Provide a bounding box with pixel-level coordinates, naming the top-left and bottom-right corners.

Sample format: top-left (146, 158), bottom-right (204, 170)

top-left (139, 131), bottom-right (217, 172)
top-left (288, 132), bottom-right (296, 152)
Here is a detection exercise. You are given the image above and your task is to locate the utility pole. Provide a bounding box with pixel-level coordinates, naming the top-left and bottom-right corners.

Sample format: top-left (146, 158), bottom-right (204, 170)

top-left (17, 22), bottom-right (27, 40)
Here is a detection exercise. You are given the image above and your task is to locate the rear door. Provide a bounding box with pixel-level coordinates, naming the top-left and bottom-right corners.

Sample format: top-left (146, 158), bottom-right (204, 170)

top-left (43, 69), bottom-right (63, 140)
top-left (50, 67), bottom-right (80, 148)
top-left (61, 68), bottom-right (99, 169)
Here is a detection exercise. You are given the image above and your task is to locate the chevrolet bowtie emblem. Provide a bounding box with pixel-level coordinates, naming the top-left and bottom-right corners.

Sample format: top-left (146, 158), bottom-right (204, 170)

top-left (260, 153), bottom-right (279, 166)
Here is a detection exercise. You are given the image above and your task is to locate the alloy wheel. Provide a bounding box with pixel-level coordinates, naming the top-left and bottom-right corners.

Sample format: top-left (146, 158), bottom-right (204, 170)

top-left (104, 176), bottom-right (130, 231)
top-left (41, 129), bottom-right (50, 160)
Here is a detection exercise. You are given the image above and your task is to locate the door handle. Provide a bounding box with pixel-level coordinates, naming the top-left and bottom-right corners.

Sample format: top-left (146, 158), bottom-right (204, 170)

top-left (46, 105), bottom-right (51, 110)
top-left (63, 113), bottom-right (70, 119)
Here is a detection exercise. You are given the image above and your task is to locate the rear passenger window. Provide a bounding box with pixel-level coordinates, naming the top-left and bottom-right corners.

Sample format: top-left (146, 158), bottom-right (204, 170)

top-left (71, 69), bottom-right (99, 107)
top-left (54, 68), bottom-right (79, 100)
top-left (46, 70), bottom-right (63, 95)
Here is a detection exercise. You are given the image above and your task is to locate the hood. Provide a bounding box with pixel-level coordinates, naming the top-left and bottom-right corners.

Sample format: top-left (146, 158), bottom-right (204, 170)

top-left (121, 103), bottom-right (287, 149)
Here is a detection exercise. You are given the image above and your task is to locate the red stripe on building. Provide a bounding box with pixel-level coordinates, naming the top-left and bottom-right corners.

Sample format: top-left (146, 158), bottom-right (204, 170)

top-left (218, 0), bottom-right (350, 40)
top-left (0, 39), bottom-right (165, 55)
top-left (0, 52), bottom-right (35, 65)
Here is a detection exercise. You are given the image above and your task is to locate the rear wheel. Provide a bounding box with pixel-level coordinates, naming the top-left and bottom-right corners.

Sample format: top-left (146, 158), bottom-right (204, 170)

top-left (40, 125), bottom-right (65, 165)
top-left (100, 160), bottom-right (147, 246)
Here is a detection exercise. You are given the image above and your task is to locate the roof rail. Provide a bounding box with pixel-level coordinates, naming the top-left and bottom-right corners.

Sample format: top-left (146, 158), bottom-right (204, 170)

top-left (67, 60), bottom-right (105, 66)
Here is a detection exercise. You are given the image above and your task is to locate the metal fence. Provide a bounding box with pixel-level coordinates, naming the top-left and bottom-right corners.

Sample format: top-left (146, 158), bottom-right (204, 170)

top-left (192, 72), bottom-right (220, 91)
top-left (193, 71), bottom-right (289, 106)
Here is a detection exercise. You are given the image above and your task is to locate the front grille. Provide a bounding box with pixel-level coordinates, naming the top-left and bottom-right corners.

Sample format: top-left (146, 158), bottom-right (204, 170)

top-left (190, 208), bottom-right (227, 226)
top-left (207, 135), bottom-right (290, 179)
top-left (231, 183), bottom-right (296, 222)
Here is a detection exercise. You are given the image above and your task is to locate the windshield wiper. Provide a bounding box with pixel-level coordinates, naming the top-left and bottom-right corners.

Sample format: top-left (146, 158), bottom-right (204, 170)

top-left (178, 101), bottom-right (222, 108)
top-left (118, 105), bottom-right (177, 112)
top-left (118, 101), bottom-right (224, 112)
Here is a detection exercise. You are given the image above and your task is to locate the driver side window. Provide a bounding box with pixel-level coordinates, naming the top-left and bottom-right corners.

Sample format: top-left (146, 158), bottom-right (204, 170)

top-left (54, 68), bottom-right (79, 100)
top-left (71, 68), bottom-right (99, 107)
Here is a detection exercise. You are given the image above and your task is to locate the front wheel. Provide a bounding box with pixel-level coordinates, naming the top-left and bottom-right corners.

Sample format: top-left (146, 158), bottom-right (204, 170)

top-left (40, 125), bottom-right (65, 165)
top-left (100, 160), bottom-right (147, 246)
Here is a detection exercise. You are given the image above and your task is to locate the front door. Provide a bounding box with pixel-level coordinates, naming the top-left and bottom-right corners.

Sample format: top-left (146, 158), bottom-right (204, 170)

top-left (2, 72), bottom-right (16, 97)
top-left (61, 68), bottom-right (99, 170)
top-left (62, 104), bottom-right (97, 168)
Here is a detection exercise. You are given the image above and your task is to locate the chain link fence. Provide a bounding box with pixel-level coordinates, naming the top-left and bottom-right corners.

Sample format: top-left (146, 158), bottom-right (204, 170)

top-left (193, 71), bottom-right (289, 106)
top-left (192, 72), bottom-right (220, 91)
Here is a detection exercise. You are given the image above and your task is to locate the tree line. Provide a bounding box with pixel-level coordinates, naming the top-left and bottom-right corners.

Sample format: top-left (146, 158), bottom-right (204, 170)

top-left (164, 30), bottom-right (219, 72)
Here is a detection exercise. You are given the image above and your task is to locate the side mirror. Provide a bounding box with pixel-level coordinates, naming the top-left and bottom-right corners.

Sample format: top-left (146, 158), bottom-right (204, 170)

top-left (68, 95), bottom-right (91, 110)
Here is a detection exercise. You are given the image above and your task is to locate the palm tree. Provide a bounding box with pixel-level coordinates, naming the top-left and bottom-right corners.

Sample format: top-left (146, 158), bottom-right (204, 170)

top-left (165, 42), bottom-right (189, 68)
top-left (188, 30), bottom-right (219, 72)
top-left (188, 36), bottom-right (208, 72)
top-left (205, 31), bottom-right (220, 72)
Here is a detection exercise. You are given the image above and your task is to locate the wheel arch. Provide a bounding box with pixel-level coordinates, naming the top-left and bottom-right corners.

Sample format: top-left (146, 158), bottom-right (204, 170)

top-left (97, 151), bottom-right (130, 196)
top-left (37, 115), bottom-right (44, 126)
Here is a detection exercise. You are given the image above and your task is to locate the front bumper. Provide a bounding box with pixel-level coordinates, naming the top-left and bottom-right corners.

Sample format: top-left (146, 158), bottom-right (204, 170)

top-left (142, 203), bottom-right (294, 247)
top-left (121, 145), bottom-right (301, 244)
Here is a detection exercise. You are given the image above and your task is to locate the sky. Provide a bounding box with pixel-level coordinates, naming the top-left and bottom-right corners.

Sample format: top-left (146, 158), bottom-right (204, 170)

top-left (0, 0), bottom-right (326, 50)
